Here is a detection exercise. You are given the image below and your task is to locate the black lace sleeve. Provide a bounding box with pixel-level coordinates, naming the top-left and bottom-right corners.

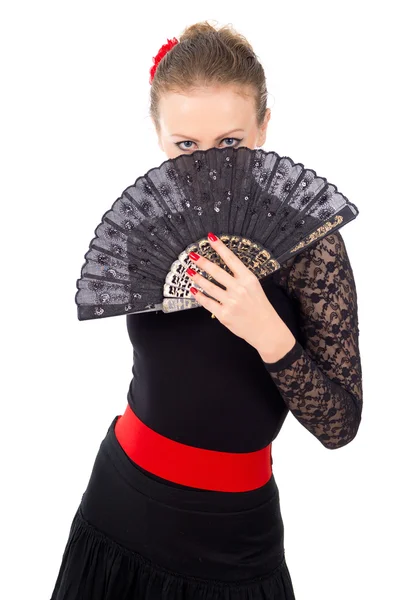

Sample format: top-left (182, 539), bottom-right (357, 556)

top-left (262, 231), bottom-right (363, 449)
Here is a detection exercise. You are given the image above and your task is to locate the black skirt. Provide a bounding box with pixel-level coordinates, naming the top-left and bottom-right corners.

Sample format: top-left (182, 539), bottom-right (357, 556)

top-left (50, 415), bottom-right (296, 599)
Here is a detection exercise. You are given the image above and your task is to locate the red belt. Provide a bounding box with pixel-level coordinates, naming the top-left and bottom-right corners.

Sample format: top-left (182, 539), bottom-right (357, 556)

top-left (114, 403), bottom-right (272, 492)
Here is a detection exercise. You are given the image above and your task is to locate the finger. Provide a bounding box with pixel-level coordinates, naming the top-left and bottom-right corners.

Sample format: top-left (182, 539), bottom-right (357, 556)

top-left (188, 249), bottom-right (235, 289)
top-left (207, 233), bottom-right (249, 277)
top-left (186, 267), bottom-right (228, 303)
top-left (190, 286), bottom-right (221, 316)
top-left (189, 234), bottom-right (252, 287)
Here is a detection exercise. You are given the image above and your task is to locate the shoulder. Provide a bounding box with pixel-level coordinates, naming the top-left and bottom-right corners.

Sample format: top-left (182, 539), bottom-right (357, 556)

top-left (285, 229), bottom-right (356, 299)
top-left (291, 229), bottom-right (351, 274)
top-left (296, 229), bottom-right (346, 263)
top-left (271, 229), bottom-right (353, 297)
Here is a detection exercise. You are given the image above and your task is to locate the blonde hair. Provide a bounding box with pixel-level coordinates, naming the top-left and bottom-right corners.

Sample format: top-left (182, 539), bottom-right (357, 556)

top-left (149, 21), bottom-right (268, 131)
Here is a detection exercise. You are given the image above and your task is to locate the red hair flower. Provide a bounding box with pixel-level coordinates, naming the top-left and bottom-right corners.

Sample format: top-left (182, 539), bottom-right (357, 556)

top-left (149, 37), bottom-right (179, 84)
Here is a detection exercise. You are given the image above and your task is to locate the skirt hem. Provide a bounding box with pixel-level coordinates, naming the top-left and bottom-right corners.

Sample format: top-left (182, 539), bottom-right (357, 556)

top-left (51, 503), bottom-right (296, 599)
top-left (78, 504), bottom-right (289, 588)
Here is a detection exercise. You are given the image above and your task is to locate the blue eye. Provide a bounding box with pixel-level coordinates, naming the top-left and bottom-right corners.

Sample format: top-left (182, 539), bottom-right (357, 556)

top-left (175, 137), bottom-right (243, 152)
top-left (220, 138), bottom-right (243, 148)
top-left (176, 141), bottom-right (196, 150)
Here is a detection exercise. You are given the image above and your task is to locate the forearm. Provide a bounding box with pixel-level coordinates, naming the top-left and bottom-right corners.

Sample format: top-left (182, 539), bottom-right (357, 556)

top-left (248, 310), bottom-right (362, 449)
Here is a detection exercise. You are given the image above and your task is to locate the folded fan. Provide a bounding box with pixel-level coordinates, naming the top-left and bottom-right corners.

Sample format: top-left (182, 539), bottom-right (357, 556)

top-left (75, 146), bottom-right (359, 321)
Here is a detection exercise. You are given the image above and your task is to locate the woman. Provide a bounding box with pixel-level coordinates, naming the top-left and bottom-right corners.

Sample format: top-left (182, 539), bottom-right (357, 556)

top-left (50, 21), bottom-right (363, 600)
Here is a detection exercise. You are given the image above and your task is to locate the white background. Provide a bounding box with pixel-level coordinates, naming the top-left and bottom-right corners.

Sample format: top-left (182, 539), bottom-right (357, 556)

top-left (1, 1), bottom-right (397, 598)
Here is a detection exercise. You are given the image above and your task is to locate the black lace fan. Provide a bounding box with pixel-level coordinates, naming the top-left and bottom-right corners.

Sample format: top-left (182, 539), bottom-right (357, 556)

top-left (75, 146), bottom-right (359, 321)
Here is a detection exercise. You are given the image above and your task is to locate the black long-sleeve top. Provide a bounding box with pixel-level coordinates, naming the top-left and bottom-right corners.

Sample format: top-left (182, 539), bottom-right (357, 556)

top-left (126, 231), bottom-right (363, 454)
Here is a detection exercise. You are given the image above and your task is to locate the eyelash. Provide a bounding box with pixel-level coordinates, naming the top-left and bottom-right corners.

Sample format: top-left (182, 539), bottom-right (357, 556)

top-left (175, 137), bottom-right (243, 151)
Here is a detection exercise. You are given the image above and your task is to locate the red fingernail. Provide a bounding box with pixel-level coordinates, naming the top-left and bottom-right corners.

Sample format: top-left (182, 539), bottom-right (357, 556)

top-left (186, 267), bottom-right (196, 276)
top-left (190, 286), bottom-right (198, 295)
top-left (208, 232), bottom-right (218, 242)
top-left (189, 252), bottom-right (200, 261)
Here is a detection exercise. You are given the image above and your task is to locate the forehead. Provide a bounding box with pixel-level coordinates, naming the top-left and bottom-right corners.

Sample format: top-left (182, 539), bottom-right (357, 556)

top-left (158, 85), bottom-right (257, 138)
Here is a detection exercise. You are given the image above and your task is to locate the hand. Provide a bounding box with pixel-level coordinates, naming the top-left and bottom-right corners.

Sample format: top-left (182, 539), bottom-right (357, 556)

top-left (186, 232), bottom-right (279, 348)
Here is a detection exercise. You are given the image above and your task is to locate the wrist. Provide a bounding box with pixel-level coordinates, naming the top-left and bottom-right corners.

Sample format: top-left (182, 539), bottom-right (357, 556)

top-left (249, 315), bottom-right (296, 364)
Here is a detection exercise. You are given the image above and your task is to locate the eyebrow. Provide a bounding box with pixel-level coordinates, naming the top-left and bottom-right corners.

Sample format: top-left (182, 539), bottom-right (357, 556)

top-left (170, 129), bottom-right (245, 142)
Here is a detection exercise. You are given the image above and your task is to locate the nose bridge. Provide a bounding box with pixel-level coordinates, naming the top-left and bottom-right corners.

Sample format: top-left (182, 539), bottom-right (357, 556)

top-left (200, 142), bottom-right (217, 151)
